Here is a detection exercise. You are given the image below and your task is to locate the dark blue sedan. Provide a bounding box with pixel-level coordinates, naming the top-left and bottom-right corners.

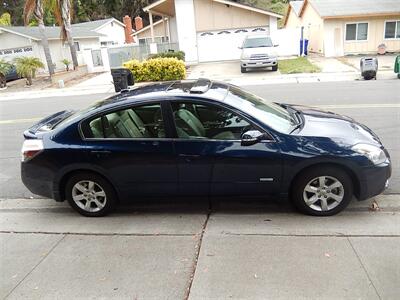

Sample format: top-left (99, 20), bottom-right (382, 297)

top-left (21, 79), bottom-right (391, 217)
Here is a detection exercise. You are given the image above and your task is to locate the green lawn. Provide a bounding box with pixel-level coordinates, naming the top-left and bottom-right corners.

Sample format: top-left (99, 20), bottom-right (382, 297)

top-left (278, 57), bottom-right (321, 74)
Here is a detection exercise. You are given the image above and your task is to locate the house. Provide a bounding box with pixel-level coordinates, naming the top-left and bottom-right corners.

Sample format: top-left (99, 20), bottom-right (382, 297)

top-left (0, 25), bottom-right (105, 71)
top-left (132, 0), bottom-right (283, 63)
top-left (72, 18), bottom-right (128, 47)
top-left (284, 0), bottom-right (400, 57)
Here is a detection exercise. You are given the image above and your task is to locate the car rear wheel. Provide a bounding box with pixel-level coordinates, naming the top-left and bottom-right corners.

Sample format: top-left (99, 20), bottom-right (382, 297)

top-left (291, 167), bottom-right (353, 216)
top-left (65, 172), bottom-right (116, 217)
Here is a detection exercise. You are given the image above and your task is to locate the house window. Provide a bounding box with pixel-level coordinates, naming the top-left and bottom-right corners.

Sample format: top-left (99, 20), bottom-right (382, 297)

top-left (345, 23), bottom-right (368, 41)
top-left (74, 41), bottom-right (80, 51)
top-left (139, 38), bottom-right (146, 45)
top-left (384, 21), bottom-right (400, 39)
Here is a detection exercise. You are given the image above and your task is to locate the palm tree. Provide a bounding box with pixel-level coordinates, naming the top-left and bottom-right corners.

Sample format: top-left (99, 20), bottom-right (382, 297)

top-left (51, 0), bottom-right (78, 70)
top-left (14, 56), bottom-right (44, 86)
top-left (0, 59), bottom-right (12, 88)
top-left (24, 0), bottom-right (55, 76)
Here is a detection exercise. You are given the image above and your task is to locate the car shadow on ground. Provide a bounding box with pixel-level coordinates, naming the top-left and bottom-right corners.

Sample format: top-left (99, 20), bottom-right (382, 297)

top-left (114, 196), bottom-right (296, 215)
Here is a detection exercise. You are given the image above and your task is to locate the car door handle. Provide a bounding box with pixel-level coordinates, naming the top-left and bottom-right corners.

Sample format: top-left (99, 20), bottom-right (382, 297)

top-left (90, 150), bottom-right (111, 157)
top-left (179, 154), bottom-right (201, 158)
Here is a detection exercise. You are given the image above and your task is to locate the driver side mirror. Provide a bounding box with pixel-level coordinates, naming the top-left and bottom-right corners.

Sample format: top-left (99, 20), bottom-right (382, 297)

top-left (241, 130), bottom-right (267, 146)
top-left (273, 44), bottom-right (279, 47)
top-left (238, 46), bottom-right (243, 49)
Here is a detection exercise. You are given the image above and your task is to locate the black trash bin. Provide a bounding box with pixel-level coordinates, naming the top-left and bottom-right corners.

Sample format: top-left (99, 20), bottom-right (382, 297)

top-left (111, 68), bottom-right (134, 92)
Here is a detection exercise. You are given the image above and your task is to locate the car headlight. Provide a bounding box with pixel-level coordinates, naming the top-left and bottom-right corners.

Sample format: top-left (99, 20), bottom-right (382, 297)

top-left (351, 143), bottom-right (387, 165)
top-left (241, 53), bottom-right (251, 60)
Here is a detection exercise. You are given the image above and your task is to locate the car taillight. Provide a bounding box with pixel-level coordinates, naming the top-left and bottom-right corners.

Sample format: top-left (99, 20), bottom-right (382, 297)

top-left (21, 139), bottom-right (44, 162)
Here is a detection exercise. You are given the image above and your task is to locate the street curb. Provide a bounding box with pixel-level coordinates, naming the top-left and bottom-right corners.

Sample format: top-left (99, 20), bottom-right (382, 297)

top-left (1, 194), bottom-right (398, 211)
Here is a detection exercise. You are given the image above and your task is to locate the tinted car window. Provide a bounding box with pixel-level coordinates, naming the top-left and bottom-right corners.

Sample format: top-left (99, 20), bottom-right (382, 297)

top-left (171, 102), bottom-right (256, 140)
top-left (225, 86), bottom-right (295, 133)
top-left (87, 104), bottom-right (165, 139)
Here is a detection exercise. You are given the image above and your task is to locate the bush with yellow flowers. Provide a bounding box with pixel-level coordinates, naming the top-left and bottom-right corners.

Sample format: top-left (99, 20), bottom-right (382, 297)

top-left (123, 57), bottom-right (186, 82)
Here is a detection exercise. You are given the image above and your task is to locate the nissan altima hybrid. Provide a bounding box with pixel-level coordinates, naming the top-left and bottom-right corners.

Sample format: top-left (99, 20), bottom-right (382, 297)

top-left (21, 79), bottom-right (391, 217)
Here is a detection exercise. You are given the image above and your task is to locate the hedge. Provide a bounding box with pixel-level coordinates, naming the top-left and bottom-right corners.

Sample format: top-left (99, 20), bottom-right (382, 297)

top-left (123, 57), bottom-right (186, 82)
top-left (148, 51), bottom-right (185, 61)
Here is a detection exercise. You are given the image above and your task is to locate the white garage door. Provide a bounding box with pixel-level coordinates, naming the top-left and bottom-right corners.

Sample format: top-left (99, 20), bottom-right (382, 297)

top-left (197, 27), bottom-right (269, 62)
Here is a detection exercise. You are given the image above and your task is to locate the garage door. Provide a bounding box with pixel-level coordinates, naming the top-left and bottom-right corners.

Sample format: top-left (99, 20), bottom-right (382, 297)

top-left (197, 27), bottom-right (269, 62)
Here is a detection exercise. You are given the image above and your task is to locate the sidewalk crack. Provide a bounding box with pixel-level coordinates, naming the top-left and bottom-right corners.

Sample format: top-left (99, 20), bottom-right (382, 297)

top-left (4, 234), bottom-right (66, 299)
top-left (184, 211), bottom-right (211, 300)
top-left (347, 237), bottom-right (381, 300)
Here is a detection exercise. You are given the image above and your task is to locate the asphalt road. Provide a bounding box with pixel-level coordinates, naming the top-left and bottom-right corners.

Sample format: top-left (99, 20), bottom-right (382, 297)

top-left (0, 79), bottom-right (399, 199)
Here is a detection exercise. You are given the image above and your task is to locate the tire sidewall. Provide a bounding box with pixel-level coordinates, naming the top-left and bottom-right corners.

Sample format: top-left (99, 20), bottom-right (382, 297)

top-left (292, 167), bottom-right (353, 216)
top-left (66, 173), bottom-right (116, 217)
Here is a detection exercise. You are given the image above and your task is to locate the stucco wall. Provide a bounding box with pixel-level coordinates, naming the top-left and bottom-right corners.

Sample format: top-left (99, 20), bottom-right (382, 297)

top-left (285, 9), bottom-right (301, 29)
top-left (0, 31), bottom-right (35, 49)
top-left (193, 0), bottom-right (269, 32)
top-left (96, 21), bottom-right (126, 45)
top-left (301, 3), bottom-right (324, 54)
top-left (136, 21), bottom-right (167, 39)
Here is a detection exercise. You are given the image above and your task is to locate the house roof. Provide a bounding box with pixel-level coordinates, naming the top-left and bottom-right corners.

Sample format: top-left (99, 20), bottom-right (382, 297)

top-left (72, 18), bottom-right (125, 31)
top-left (145, 0), bottom-right (283, 18)
top-left (0, 25), bottom-right (105, 41)
top-left (303, 0), bottom-right (400, 18)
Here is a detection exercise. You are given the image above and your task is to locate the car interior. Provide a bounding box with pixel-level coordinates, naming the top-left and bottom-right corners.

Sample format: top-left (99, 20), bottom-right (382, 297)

top-left (172, 103), bottom-right (251, 140)
top-left (89, 105), bottom-right (164, 138)
top-left (87, 102), bottom-right (252, 140)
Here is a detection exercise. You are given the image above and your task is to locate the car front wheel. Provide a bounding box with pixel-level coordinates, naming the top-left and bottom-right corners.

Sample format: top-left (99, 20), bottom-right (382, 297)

top-left (291, 167), bottom-right (353, 216)
top-left (65, 172), bottom-right (117, 217)
top-left (272, 64), bottom-right (278, 71)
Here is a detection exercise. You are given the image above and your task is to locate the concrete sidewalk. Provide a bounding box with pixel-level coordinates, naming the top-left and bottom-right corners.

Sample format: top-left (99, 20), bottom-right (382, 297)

top-left (1, 195), bottom-right (399, 299)
top-left (0, 72), bottom-right (116, 101)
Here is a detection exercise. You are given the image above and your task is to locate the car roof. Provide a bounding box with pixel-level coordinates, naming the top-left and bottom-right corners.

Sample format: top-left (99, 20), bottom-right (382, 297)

top-left (92, 79), bottom-right (231, 112)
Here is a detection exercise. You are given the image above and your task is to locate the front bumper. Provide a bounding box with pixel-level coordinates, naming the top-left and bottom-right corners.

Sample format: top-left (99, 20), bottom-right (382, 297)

top-left (357, 161), bottom-right (391, 200)
top-left (241, 58), bottom-right (277, 68)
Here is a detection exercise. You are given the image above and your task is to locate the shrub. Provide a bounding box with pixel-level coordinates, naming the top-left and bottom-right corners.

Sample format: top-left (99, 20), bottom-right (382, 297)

top-left (148, 51), bottom-right (185, 61)
top-left (123, 57), bottom-right (186, 82)
top-left (14, 56), bottom-right (44, 86)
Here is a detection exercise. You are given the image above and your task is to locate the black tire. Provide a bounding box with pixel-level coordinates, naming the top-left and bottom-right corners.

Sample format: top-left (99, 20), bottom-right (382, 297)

top-left (397, 73), bottom-right (400, 79)
top-left (272, 64), bottom-right (278, 71)
top-left (241, 66), bottom-right (247, 73)
top-left (65, 172), bottom-right (117, 217)
top-left (291, 166), bottom-right (353, 216)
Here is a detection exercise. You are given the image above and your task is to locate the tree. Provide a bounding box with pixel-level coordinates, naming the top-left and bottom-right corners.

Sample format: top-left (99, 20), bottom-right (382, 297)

top-left (14, 56), bottom-right (44, 86)
top-left (51, 0), bottom-right (78, 69)
top-left (0, 12), bottom-right (12, 25)
top-left (24, 0), bottom-right (55, 76)
top-left (0, 59), bottom-right (12, 88)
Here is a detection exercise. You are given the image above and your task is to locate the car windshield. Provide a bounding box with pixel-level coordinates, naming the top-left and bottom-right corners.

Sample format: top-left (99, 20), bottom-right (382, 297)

top-left (243, 37), bottom-right (273, 48)
top-left (225, 86), bottom-right (297, 133)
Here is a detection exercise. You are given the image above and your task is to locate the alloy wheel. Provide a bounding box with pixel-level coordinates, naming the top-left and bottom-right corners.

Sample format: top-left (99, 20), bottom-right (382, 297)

top-left (72, 180), bottom-right (107, 213)
top-left (302, 176), bottom-right (344, 212)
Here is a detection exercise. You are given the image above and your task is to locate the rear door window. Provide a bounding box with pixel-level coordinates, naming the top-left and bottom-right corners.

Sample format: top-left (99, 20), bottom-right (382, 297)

top-left (86, 103), bottom-right (165, 139)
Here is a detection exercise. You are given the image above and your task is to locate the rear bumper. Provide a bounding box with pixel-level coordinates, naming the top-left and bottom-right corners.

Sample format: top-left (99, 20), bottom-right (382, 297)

top-left (21, 162), bottom-right (61, 201)
top-left (241, 58), bottom-right (277, 68)
top-left (357, 161), bottom-right (391, 201)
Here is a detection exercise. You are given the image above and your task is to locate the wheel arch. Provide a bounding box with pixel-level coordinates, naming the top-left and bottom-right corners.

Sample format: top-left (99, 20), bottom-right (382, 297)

top-left (57, 168), bottom-right (120, 202)
top-left (288, 162), bottom-right (360, 199)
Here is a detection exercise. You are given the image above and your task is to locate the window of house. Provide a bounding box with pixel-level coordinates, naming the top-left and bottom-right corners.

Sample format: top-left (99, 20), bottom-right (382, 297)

top-left (345, 23), bottom-right (368, 41)
top-left (74, 41), bottom-right (80, 51)
top-left (87, 104), bottom-right (164, 139)
top-left (138, 38), bottom-right (146, 45)
top-left (384, 21), bottom-right (400, 39)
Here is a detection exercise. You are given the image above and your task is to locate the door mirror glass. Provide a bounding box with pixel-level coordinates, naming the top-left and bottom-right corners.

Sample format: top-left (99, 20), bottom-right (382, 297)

top-left (273, 44), bottom-right (279, 47)
top-left (241, 130), bottom-right (266, 146)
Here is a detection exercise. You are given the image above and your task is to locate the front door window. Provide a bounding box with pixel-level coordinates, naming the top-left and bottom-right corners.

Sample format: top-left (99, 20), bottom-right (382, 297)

top-left (171, 102), bottom-right (255, 140)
